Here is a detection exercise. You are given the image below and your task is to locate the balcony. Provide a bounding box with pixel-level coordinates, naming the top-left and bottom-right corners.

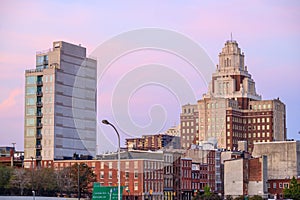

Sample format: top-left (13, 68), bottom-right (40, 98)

top-left (37, 112), bottom-right (43, 117)
top-left (37, 81), bottom-right (43, 86)
top-left (36, 91), bottom-right (43, 97)
top-left (36, 134), bottom-right (42, 139)
top-left (36, 102), bottom-right (43, 107)
top-left (37, 123), bottom-right (43, 128)
top-left (36, 145), bottom-right (42, 150)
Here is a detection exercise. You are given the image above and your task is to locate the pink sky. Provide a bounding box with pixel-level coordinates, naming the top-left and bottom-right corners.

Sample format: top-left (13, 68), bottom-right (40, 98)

top-left (1, 1), bottom-right (299, 152)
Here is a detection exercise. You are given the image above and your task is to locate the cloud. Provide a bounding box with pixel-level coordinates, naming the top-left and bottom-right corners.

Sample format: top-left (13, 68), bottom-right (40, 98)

top-left (0, 88), bottom-right (23, 115)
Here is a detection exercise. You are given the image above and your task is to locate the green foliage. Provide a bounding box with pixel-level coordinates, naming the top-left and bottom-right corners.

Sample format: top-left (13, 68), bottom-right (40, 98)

top-left (249, 195), bottom-right (263, 200)
top-left (234, 196), bottom-right (244, 200)
top-left (204, 185), bottom-right (211, 197)
top-left (0, 166), bottom-right (13, 194)
top-left (70, 163), bottom-right (96, 198)
top-left (0, 163), bottom-right (97, 197)
top-left (33, 168), bottom-right (58, 196)
top-left (284, 176), bottom-right (300, 200)
top-left (8, 168), bottom-right (30, 195)
top-left (192, 186), bottom-right (222, 200)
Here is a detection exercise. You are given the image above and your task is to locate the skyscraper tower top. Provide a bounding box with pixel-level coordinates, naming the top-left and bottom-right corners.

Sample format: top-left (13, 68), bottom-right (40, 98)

top-left (204, 40), bottom-right (261, 105)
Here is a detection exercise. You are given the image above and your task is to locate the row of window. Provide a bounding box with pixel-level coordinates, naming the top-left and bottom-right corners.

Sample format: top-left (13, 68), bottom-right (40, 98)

top-left (100, 161), bottom-right (139, 169)
top-left (250, 104), bottom-right (272, 110)
top-left (144, 181), bottom-right (163, 192)
top-left (99, 181), bottom-right (139, 191)
top-left (248, 125), bottom-right (271, 131)
top-left (181, 121), bottom-right (196, 127)
top-left (145, 171), bottom-right (163, 180)
top-left (100, 171), bottom-right (139, 179)
top-left (268, 182), bottom-right (289, 189)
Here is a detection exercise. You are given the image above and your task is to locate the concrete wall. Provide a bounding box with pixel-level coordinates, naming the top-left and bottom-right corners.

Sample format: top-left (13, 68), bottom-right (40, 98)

top-left (224, 159), bottom-right (244, 196)
top-left (252, 141), bottom-right (300, 179)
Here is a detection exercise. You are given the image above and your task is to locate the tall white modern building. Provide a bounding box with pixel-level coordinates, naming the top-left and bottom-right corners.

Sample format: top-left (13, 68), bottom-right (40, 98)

top-left (24, 41), bottom-right (97, 167)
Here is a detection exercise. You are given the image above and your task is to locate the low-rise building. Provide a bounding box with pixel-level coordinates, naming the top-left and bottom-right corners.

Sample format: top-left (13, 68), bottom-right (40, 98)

top-left (126, 134), bottom-right (180, 151)
top-left (252, 140), bottom-right (300, 179)
top-left (0, 146), bottom-right (24, 167)
top-left (267, 177), bottom-right (300, 199)
top-left (54, 150), bottom-right (164, 200)
top-left (224, 156), bottom-right (268, 198)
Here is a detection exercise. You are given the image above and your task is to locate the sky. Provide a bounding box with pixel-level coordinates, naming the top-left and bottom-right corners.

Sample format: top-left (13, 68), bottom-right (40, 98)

top-left (0, 1), bottom-right (299, 153)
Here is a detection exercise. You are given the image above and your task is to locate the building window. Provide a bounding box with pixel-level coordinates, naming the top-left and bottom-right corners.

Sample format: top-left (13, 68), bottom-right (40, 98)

top-left (100, 162), bottom-right (104, 169)
top-left (273, 183), bottom-right (276, 189)
top-left (267, 117), bottom-right (270, 123)
top-left (134, 161), bottom-right (138, 169)
top-left (109, 162), bottom-right (112, 169)
top-left (100, 171), bottom-right (104, 179)
top-left (267, 125), bottom-right (270, 130)
top-left (134, 171), bottom-right (138, 179)
top-left (279, 183), bottom-right (283, 188)
top-left (125, 171), bottom-right (129, 179)
top-left (134, 182), bottom-right (138, 191)
top-left (283, 183), bottom-right (289, 188)
top-left (125, 161), bottom-right (129, 169)
top-left (109, 171), bottom-right (112, 179)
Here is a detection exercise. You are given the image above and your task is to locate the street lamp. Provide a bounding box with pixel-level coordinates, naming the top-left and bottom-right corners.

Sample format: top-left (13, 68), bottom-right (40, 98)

top-left (31, 156), bottom-right (34, 191)
top-left (102, 120), bottom-right (121, 200)
top-left (78, 163), bottom-right (80, 200)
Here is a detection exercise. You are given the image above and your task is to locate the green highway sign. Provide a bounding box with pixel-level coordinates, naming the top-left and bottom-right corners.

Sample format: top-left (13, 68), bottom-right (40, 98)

top-left (92, 182), bottom-right (123, 200)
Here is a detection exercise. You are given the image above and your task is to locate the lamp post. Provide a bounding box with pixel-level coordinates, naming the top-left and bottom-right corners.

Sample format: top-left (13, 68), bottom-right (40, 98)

top-left (102, 120), bottom-right (120, 200)
top-left (31, 156), bottom-right (34, 191)
top-left (78, 163), bottom-right (80, 200)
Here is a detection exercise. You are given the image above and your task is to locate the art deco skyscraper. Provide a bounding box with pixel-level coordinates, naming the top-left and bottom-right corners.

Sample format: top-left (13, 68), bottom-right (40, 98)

top-left (24, 41), bottom-right (97, 167)
top-left (181, 40), bottom-right (286, 152)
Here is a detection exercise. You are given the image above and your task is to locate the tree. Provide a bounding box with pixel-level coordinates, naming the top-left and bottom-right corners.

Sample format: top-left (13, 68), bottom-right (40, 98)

top-left (8, 168), bottom-right (30, 196)
top-left (192, 185), bottom-right (221, 200)
top-left (0, 166), bottom-right (13, 195)
top-left (37, 168), bottom-right (58, 196)
top-left (203, 185), bottom-right (212, 197)
top-left (284, 176), bottom-right (300, 200)
top-left (56, 166), bottom-right (75, 197)
top-left (70, 163), bottom-right (96, 198)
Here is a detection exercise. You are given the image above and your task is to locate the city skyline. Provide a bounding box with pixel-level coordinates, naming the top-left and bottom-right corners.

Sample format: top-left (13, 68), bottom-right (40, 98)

top-left (1, 1), bottom-right (299, 153)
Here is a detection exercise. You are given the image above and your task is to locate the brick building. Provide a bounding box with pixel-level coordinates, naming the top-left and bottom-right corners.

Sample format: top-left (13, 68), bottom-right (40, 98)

top-left (180, 40), bottom-right (286, 152)
top-left (126, 134), bottom-right (180, 151)
top-left (224, 156), bottom-right (268, 198)
top-left (54, 150), bottom-right (164, 200)
top-left (185, 148), bottom-right (222, 194)
top-left (0, 146), bottom-right (24, 167)
top-left (267, 177), bottom-right (300, 199)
